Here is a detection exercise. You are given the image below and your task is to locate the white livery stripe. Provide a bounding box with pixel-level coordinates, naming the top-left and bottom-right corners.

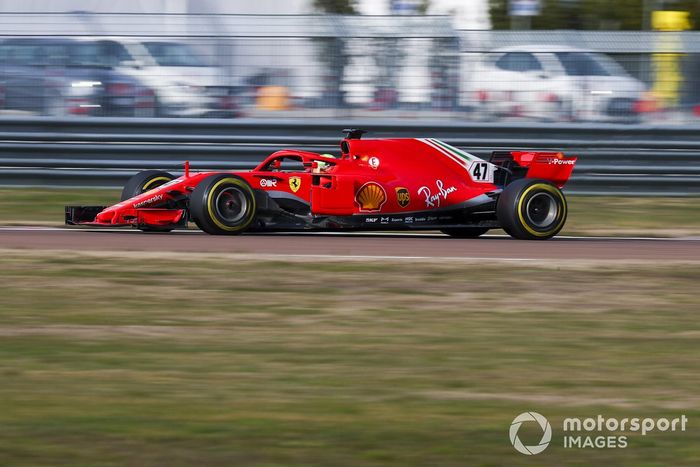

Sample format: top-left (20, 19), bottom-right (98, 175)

top-left (428, 138), bottom-right (475, 165)
top-left (420, 138), bottom-right (467, 166)
top-left (417, 138), bottom-right (471, 175)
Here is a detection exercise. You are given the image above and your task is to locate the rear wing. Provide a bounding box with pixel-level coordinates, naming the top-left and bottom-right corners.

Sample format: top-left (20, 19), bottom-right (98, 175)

top-left (489, 151), bottom-right (577, 188)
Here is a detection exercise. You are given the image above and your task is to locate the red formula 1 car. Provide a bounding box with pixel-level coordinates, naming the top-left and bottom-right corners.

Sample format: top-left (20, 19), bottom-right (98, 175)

top-left (66, 129), bottom-right (577, 240)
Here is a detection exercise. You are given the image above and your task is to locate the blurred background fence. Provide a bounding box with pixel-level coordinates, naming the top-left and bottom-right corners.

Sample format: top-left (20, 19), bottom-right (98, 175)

top-left (1, 12), bottom-right (700, 123)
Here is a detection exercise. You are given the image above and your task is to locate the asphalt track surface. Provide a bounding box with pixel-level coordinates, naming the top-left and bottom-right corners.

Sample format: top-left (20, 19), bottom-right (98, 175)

top-left (1, 227), bottom-right (700, 261)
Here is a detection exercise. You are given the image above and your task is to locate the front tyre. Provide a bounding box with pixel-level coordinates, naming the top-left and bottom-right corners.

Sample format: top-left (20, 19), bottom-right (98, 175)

top-left (440, 227), bottom-right (489, 238)
top-left (497, 179), bottom-right (567, 240)
top-left (121, 170), bottom-right (176, 232)
top-left (121, 170), bottom-right (175, 201)
top-left (189, 174), bottom-right (256, 235)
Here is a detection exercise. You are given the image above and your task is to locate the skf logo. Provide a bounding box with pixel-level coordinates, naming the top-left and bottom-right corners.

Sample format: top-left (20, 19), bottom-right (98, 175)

top-left (395, 187), bottom-right (410, 208)
top-left (355, 182), bottom-right (387, 212)
top-left (289, 176), bottom-right (301, 193)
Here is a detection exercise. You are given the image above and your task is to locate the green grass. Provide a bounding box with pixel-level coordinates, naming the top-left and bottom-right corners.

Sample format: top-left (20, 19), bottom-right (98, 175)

top-left (0, 251), bottom-right (699, 466)
top-left (565, 196), bottom-right (700, 236)
top-left (0, 188), bottom-right (120, 225)
top-left (1, 188), bottom-right (699, 236)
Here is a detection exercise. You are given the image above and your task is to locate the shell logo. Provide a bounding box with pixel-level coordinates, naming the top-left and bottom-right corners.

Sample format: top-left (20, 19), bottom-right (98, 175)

top-left (355, 182), bottom-right (387, 212)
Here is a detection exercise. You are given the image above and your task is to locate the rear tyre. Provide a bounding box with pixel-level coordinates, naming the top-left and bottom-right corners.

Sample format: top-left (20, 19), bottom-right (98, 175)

top-left (440, 227), bottom-right (489, 238)
top-left (497, 178), bottom-right (567, 240)
top-left (121, 170), bottom-right (176, 232)
top-left (189, 174), bottom-right (256, 235)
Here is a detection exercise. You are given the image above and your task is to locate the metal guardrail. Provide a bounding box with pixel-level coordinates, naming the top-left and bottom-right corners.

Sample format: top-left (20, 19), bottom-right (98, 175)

top-left (0, 117), bottom-right (699, 196)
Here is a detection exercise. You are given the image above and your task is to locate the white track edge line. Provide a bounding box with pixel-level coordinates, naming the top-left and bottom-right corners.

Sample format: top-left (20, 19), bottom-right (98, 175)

top-left (0, 226), bottom-right (699, 242)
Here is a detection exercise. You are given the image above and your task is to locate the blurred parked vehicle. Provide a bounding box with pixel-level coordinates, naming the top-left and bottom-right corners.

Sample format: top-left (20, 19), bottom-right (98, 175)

top-left (463, 45), bottom-right (646, 122)
top-left (240, 68), bottom-right (294, 110)
top-left (0, 37), bottom-right (155, 117)
top-left (93, 38), bottom-right (238, 117)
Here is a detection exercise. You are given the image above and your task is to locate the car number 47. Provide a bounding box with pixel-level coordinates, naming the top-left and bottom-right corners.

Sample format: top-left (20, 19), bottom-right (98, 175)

top-left (469, 161), bottom-right (493, 183)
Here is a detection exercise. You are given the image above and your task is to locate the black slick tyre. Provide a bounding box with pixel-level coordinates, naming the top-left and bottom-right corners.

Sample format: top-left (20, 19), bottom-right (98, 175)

top-left (121, 170), bottom-right (175, 201)
top-left (497, 178), bottom-right (567, 240)
top-left (189, 174), bottom-right (257, 235)
top-left (121, 170), bottom-right (176, 232)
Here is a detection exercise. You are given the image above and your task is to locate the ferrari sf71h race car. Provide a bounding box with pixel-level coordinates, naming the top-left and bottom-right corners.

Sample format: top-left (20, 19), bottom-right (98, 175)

top-left (66, 129), bottom-right (577, 240)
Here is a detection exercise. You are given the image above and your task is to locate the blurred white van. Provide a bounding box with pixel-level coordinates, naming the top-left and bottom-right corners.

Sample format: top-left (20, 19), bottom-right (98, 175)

top-left (462, 45), bottom-right (646, 122)
top-left (94, 38), bottom-right (236, 117)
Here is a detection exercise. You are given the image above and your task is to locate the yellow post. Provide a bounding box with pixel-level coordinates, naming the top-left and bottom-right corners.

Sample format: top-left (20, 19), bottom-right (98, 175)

top-left (651, 11), bottom-right (691, 106)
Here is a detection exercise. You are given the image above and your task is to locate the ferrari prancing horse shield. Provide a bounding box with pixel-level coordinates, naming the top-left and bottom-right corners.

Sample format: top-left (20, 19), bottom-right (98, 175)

top-left (289, 176), bottom-right (301, 193)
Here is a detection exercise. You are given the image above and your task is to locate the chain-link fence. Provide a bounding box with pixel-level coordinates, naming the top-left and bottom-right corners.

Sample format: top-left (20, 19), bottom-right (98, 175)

top-left (1, 12), bottom-right (699, 124)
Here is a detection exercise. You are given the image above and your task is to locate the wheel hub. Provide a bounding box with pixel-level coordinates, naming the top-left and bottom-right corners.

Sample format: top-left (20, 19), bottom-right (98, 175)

top-left (215, 187), bottom-right (247, 223)
top-left (525, 192), bottom-right (558, 228)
